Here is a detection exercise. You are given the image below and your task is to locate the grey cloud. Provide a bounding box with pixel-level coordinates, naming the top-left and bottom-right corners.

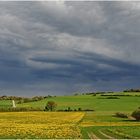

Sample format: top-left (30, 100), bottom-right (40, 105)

top-left (0, 1), bottom-right (140, 96)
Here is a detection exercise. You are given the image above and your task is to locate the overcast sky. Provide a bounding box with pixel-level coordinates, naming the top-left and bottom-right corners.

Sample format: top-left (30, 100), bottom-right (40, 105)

top-left (0, 1), bottom-right (140, 96)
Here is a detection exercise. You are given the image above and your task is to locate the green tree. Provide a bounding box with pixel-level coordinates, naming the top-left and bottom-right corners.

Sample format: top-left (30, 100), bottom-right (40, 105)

top-left (45, 101), bottom-right (57, 111)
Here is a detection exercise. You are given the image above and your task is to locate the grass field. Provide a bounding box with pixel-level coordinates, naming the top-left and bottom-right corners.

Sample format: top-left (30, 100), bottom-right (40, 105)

top-left (17, 94), bottom-right (140, 112)
top-left (81, 126), bottom-right (140, 139)
top-left (0, 92), bottom-right (140, 139)
top-left (80, 112), bottom-right (140, 139)
top-left (0, 100), bottom-right (12, 108)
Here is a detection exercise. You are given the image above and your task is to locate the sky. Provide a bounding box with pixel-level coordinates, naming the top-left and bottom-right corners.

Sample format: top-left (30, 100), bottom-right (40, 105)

top-left (0, 1), bottom-right (140, 96)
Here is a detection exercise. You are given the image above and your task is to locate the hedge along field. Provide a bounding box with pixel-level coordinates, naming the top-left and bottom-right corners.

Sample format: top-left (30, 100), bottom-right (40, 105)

top-left (17, 94), bottom-right (140, 112)
top-left (0, 112), bottom-right (84, 139)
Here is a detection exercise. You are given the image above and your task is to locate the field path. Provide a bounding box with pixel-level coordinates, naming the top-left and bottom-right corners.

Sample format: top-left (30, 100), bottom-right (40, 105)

top-left (98, 130), bottom-right (115, 139)
top-left (88, 132), bottom-right (100, 139)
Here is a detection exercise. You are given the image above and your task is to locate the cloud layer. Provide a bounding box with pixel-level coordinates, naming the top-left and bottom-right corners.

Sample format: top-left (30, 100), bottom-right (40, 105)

top-left (0, 1), bottom-right (140, 96)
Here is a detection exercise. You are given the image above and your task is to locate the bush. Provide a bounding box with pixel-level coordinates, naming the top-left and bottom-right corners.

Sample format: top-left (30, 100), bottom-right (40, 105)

top-left (83, 109), bottom-right (94, 111)
top-left (131, 109), bottom-right (140, 121)
top-left (123, 88), bottom-right (140, 92)
top-left (106, 96), bottom-right (120, 99)
top-left (78, 108), bottom-right (82, 111)
top-left (66, 107), bottom-right (73, 111)
top-left (74, 93), bottom-right (79, 96)
top-left (57, 109), bottom-right (64, 112)
top-left (115, 112), bottom-right (128, 118)
top-left (57, 108), bottom-right (94, 112)
top-left (68, 107), bottom-right (71, 111)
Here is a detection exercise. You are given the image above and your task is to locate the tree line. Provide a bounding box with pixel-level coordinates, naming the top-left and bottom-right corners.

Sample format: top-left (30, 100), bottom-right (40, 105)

top-left (0, 95), bottom-right (54, 103)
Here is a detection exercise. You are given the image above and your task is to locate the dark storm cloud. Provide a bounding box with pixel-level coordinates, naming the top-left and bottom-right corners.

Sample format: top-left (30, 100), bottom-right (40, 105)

top-left (30, 52), bottom-right (140, 80)
top-left (0, 1), bottom-right (140, 96)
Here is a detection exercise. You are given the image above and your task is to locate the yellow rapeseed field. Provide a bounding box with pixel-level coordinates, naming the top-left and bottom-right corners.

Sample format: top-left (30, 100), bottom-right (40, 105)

top-left (0, 112), bottom-right (85, 139)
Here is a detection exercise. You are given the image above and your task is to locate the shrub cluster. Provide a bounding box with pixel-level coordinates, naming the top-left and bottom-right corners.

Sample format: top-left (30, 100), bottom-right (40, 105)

top-left (123, 89), bottom-right (140, 92)
top-left (85, 92), bottom-right (96, 95)
top-left (17, 95), bottom-right (54, 104)
top-left (0, 96), bottom-right (23, 100)
top-left (0, 95), bottom-right (55, 104)
top-left (79, 91), bottom-right (114, 95)
top-left (57, 107), bottom-right (94, 112)
top-left (115, 112), bottom-right (128, 118)
top-left (17, 96), bottom-right (45, 104)
top-left (131, 109), bottom-right (140, 121)
top-left (106, 96), bottom-right (120, 99)
top-left (101, 94), bottom-right (133, 97)
top-left (134, 95), bottom-right (140, 97)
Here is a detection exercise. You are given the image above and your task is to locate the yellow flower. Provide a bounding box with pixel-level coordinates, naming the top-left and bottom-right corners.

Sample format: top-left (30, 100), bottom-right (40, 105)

top-left (0, 112), bottom-right (84, 139)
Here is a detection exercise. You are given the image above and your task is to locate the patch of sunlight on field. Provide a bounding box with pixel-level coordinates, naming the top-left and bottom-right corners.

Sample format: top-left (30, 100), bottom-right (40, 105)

top-left (0, 112), bottom-right (85, 139)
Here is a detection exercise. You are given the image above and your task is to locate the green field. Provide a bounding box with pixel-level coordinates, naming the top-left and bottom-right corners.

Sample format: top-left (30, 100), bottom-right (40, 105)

top-left (0, 92), bottom-right (140, 139)
top-left (17, 94), bottom-right (140, 112)
top-left (0, 100), bottom-right (12, 108)
top-left (80, 112), bottom-right (140, 139)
